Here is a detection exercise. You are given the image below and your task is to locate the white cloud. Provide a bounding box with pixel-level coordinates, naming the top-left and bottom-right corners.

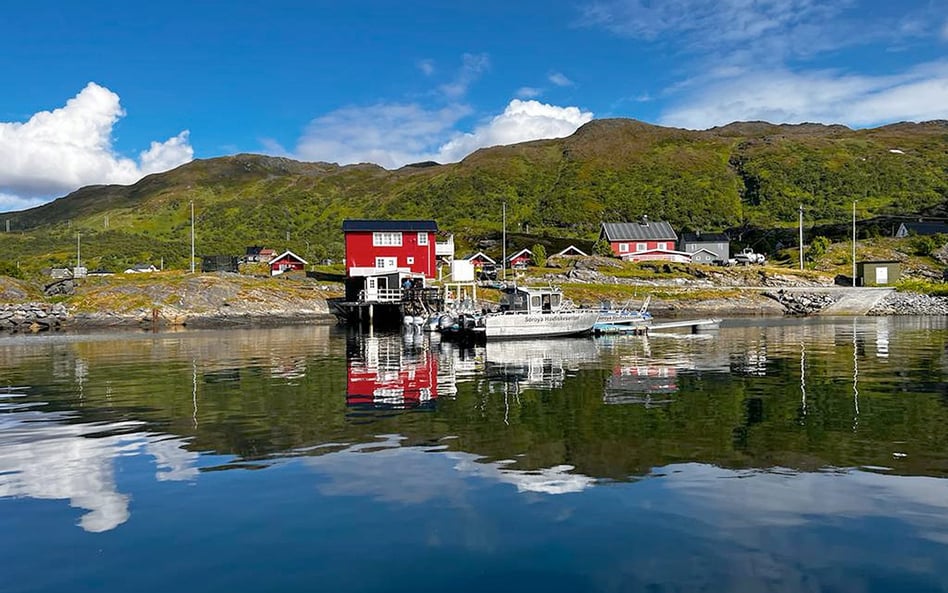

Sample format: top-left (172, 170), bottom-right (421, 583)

top-left (295, 99), bottom-right (593, 169)
top-left (417, 58), bottom-right (435, 76)
top-left (295, 102), bottom-right (472, 168)
top-left (660, 61), bottom-right (948, 129)
top-left (437, 99), bottom-right (594, 163)
top-left (0, 192), bottom-right (44, 212)
top-left (438, 53), bottom-right (490, 99)
top-left (0, 82), bottom-right (193, 211)
top-left (516, 86), bottom-right (543, 99)
top-left (941, 19), bottom-right (948, 41)
top-left (548, 72), bottom-right (574, 87)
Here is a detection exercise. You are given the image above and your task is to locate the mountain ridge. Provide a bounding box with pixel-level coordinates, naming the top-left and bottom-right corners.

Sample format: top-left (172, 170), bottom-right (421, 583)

top-left (1, 117), bottom-right (946, 272)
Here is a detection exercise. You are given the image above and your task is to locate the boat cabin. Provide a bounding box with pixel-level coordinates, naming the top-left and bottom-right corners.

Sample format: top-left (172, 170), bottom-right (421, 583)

top-left (498, 286), bottom-right (564, 313)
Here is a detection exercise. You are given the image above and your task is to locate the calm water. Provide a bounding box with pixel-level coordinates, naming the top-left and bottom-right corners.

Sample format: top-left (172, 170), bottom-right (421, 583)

top-left (1, 317), bottom-right (948, 593)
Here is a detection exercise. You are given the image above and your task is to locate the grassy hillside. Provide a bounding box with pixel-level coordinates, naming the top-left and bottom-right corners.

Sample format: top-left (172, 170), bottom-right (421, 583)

top-left (1, 118), bottom-right (946, 275)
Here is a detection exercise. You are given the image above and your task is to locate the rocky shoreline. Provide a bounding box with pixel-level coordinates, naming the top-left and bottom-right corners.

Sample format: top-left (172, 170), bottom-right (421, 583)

top-left (869, 292), bottom-right (948, 316)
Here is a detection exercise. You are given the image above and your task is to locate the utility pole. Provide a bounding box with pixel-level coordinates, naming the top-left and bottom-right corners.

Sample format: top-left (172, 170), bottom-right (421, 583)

top-left (798, 204), bottom-right (804, 271)
top-left (502, 201), bottom-right (507, 281)
top-left (190, 200), bottom-right (195, 274)
top-left (852, 200), bottom-right (857, 287)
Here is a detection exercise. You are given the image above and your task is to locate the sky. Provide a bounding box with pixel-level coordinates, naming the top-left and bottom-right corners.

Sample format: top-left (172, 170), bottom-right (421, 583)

top-left (1, 0), bottom-right (946, 211)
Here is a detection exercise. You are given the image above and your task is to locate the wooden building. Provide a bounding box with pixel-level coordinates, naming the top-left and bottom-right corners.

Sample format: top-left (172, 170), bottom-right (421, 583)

top-left (343, 219), bottom-right (439, 279)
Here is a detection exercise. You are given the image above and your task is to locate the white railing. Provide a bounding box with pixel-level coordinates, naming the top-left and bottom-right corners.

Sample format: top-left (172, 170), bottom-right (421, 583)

top-left (435, 235), bottom-right (455, 257)
top-left (364, 288), bottom-right (404, 303)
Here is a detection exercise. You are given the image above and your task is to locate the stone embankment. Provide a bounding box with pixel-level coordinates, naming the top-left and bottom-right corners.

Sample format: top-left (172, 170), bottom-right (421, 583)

top-left (0, 303), bottom-right (69, 331)
top-left (762, 291), bottom-right (839, 315)
top-left (869, 292), bottom-right (948, 315)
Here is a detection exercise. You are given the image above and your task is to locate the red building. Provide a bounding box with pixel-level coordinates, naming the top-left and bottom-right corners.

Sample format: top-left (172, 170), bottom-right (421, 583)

top-left (462, 251), bottom-right (496, 269)
top-left (599, 220), bottom-right (683, 261)
top-left (269, 250), bottom-right (307, 275)
top-left (506, 248), bottom-right (533, 269)
top-left (343, 219), bottom-right (439, 278)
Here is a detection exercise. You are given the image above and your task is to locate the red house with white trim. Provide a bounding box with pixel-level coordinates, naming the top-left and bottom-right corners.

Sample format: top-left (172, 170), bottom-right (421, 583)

top-left (343, 219), bottom-right (439, 279)
top-left (506, 248), bottom-right (533, 269)
top-left (269, 250), bottom-right (308, 275)
top-left (600, 219), bottom-right (685, 262)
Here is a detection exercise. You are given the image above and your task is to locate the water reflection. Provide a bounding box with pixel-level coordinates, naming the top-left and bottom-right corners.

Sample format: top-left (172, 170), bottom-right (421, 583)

top-left (346, 331), bottom-right (439, 409)
top-left (0, 389), bottom-right (197, 532)
top-left (1, 317), bottom-right (948, 540)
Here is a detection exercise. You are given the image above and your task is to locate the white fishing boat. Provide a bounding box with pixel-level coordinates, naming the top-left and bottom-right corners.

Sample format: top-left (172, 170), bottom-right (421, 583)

top-left (481, 285), bottom-right (599, 339)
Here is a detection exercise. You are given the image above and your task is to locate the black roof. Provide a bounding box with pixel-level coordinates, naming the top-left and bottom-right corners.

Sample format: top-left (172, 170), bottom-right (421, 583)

top-left (600, 221), bottom-right (677, 242)
top-left (900, 222), bottom-right (948, 235)
top-left (342, 219), bottom-right (438, 232)
top-left (680, 232), bottom-right (730, 243)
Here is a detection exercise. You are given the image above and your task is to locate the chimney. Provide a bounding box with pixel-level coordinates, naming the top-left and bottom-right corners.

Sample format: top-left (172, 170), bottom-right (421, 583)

top-left (641, 215), bottom-right (649, 226)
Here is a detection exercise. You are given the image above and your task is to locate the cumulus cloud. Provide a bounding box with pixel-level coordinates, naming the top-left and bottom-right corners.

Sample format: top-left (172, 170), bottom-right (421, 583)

top-left (548, 72), bottom-right (574, 87)
top-left (660, 60), bottom-right (948, 129)
top-left (0, 82), bottom-right (193, 211)
top-left (295, 99), bottom-right (592, 169)
top-left (436, 99), bottom-right (594, 162)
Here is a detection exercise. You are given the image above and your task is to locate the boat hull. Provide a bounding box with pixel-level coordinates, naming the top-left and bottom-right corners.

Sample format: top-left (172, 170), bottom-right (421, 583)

top-left (483, 311), bottom-right (599, 339)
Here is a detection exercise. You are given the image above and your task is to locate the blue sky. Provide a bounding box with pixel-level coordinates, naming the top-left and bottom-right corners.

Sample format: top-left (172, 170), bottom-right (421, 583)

top-left (1, 0), bottom-right (946, 211)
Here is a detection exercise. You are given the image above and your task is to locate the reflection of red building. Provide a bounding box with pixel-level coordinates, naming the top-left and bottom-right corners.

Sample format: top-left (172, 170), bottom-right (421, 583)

top-left (347, 341), bottom-right (439, 409)
top-left (604, 365), bottom-right (678, 404)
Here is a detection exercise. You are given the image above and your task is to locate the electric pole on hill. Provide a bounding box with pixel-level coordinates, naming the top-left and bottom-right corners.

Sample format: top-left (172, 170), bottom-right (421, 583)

top-left (190, 201), bottom-right (195, 274)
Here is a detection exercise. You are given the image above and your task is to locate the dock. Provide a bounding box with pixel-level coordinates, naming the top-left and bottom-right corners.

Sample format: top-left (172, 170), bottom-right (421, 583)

top-left (593, 318), bottom-right (722, 335)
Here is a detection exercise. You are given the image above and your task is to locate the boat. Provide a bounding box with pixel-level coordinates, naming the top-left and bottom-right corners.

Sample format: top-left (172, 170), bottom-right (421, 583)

top-left (479, 285), bottom-right (600, 339)
top-left (594, 296), bottom-right (653, 327)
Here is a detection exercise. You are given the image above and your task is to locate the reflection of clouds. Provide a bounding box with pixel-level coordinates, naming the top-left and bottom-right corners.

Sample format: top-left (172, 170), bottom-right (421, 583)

top-left (303, 436), bottom-right (595, 503)
top-left (0, 407), bottom-right (198, 532)
top-left (661, 463), bottom-right (948, 543)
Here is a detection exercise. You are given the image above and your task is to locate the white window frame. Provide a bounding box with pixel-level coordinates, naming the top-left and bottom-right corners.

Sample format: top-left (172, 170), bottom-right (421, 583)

top-left (417, 232), bottom-right (428, 246)
top-left (375, 256), bottom-right (397, 269)
top-left (618, 243), bottom-right (629, 253)
top-left (636, 242), bottom-right (647, 252)
top-left (406, 256), bottom-right (415, 265)
top-left (658, 242), bottom-right (667, 250)
top-left (373, 232), bottom-right (402, 247)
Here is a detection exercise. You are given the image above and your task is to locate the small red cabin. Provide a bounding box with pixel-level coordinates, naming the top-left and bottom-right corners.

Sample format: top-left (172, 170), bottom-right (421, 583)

top-left (343, 219), bottom-right (438, 278)
top-left (269, 250), bottom-right (307, 276)
top-left (506, 248), bottom-right (533, 269)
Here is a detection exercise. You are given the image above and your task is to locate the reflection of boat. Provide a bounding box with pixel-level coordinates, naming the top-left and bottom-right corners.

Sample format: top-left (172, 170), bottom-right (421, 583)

top-left (481, 286), bottom-right (599, 339)
top-left (346, 334), bottom-right (438, 409)
top-left (485, 338), bottom-right (599, 389)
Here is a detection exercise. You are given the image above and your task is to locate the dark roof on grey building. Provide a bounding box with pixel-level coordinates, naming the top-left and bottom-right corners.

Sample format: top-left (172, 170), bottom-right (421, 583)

top-left (342, 219), bottom-right (438, 232)
top-left (680, 232), bottom-right (729, 243)
top-left (601, 221), bottom-right (677, 242)
top-left (899, 222), bottom-right (948, 235)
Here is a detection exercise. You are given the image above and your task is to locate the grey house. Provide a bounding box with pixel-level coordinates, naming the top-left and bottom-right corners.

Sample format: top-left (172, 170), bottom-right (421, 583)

top-left (679, 232), bottom-right (730, 263)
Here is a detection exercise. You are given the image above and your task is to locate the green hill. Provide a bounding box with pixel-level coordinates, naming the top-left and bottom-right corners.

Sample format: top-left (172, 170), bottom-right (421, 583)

top-left (1, 118), bottom-right (946, 273)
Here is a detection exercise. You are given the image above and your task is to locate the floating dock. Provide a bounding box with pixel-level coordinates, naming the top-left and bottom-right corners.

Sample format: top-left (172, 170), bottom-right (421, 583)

top-left (593, 318), bottom-right (722, 335)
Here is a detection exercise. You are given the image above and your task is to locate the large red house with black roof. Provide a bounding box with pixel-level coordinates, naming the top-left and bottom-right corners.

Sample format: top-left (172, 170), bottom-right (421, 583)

top-left (343, 219), bottom-right (439, 279)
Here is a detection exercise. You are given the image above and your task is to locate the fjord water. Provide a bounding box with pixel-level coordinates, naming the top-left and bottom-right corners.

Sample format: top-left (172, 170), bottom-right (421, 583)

top-left (1, 318), bottom-right (947, 593)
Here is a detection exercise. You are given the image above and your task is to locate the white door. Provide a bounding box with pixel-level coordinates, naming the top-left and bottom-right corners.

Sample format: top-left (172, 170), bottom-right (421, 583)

top-left (876, 267), bottom-right (888, 285)
top-left (375, 257), bottom-right (397, 269)
top-left (366, 277), bottom-right (378, 300)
